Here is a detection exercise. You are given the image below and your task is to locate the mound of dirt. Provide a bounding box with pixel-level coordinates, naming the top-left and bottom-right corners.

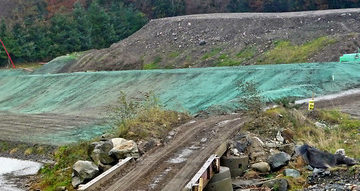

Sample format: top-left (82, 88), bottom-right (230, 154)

top-left (59, 8), bottom-right (360, 72)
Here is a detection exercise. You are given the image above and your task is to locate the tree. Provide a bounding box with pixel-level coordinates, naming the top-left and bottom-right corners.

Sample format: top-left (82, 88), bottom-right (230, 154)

top-left (88, 1), bottom-right (115, 49)
top-left (227, 0), bottom-right (250, 12)
top-left (72, 2), bottom-right (92, 51)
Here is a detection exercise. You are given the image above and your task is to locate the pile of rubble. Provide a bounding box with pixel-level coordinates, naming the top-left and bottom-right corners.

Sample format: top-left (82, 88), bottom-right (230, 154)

top-left (218, 131), bottom-right (358, 191)
top-left (71, 138), bottom-right (140, 188)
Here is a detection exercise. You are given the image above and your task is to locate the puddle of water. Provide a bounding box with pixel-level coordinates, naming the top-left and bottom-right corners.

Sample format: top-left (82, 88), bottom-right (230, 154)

top-left (167, 148), bottom-right (194, 164)
top-left (0, 157), bottom-right (42, 191)
top-left (149, 167), bottom-right (172, 190)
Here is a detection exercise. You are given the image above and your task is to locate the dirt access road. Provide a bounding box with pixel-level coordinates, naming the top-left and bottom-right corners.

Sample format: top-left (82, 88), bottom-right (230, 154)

top-left (296, 89), bottom-right (360, 118)
top-left (0, 111), bottom-right (100, 145)
top-left (97, 114), bottom-right (246, 191)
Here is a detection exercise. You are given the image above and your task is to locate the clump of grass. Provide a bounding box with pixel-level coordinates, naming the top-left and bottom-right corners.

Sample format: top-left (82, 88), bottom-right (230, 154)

top-left (33, 142), bottom-right (90, 191)
top-left (216, 47), bottom-right (257, 67)
top-left (111, 92), bottom-right (190, 140)
top-left (202, 48), bottom-right (222, 60)
top-left (144, 56), bottom-right (162, 70)
top-left (237, 46), bottom-right (257, 60)
top-left (216, 56), bottom-right (240, 66)
top-left (168, 51), bottom-right (180, 58)
top-left (258, 36), bottom-right (337, 65)
top-left (24, 148), bottom-right (33, 155)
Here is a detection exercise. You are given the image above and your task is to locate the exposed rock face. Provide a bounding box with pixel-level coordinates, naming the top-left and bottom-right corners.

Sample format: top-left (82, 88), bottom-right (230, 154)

top-left (109, 138), bottom-right (140, 159)
top-left (251, 162), bottom-right (271, 173)
top-left (72, 160), bottom-right (99, 188)
top-left (268, 152), bottom-right (291, 170)
top-left (90, 141), bottom-right (115, 166)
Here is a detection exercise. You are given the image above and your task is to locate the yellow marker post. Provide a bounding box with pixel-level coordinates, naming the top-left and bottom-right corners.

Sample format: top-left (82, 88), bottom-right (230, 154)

top-left (308, 100), bottom-right (315, 111)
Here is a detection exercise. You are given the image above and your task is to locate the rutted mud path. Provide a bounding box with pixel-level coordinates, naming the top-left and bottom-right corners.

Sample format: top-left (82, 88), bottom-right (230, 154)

top-left (101, 114), bottom-right (246, 191)
top-left (0, 111), bottom-right (100, 145)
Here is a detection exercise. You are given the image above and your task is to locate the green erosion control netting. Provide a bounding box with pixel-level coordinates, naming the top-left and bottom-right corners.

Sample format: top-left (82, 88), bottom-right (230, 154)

top-left (1, 61), bottom-right (360, 144)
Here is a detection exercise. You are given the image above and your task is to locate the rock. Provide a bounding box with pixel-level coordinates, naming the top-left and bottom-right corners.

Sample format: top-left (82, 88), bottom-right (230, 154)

top-left (72, 160), bottom-right (99, 188)
top-left (265, 142), bottom-right (279, 148)
top-left (312, 168), bottom-right (330, 177)
top-left (138, 139), bottom-right (156, 153)
top-left (335, 149), bottom-right (345, 156)
top-left (282, 129), bottom-right (295, 143)
top-left (110, 138), bottom-right (140, 159)
top-left (168, 131), bottom-right (176, 136)
top-left (278, 143), bottom-right (295, 156)
top-left (90, 140), bottom-right (115, 165)
top-left (268, 152), bottom-right (291, 170)
top-left (251, 162), bottom-right (271, 173)
top-left (247, 136), bottom-right (266, 162)
top-left (235, 135), bottom-right (249, 153)
top-left (314, 122), bottom-right (327, 128)
top-left (296, 144), bottom-right (357, 168)
top-left (262, 179), bottom-right (288, 191)
top-left (199, 40), bottom-right (206, 45)
top-left (305, 165), bottom-right (314, 171)
top-left (276, 131), bottom-right (284, 143)
top-left (200, 138), bottom-right (208, 143)
top-left (283, 168), bottom-right (300, 178)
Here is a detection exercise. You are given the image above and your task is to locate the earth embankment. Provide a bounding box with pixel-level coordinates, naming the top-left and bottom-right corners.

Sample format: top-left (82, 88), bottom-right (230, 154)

top-left (57, 9), bottom-right (360, 72)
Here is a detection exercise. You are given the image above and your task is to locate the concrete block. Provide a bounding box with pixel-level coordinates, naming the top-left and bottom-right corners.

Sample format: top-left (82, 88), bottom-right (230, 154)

top-left (210, 166), bottom-right (231, 183)
top-left (204, 177), bottom-right (233, 191)
top-left (221, 156), bottom-right (248, 177)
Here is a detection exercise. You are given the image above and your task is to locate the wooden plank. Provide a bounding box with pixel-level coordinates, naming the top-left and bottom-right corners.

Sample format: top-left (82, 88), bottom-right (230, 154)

top-left (78, 157), bottom-right (133, 191)
top-left (184, 154), bottom-right (217, 191)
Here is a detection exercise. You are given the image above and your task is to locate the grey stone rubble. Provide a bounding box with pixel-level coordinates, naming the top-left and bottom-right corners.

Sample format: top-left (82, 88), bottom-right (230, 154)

top-left (222, 131), bottom-right (359, 191)
top-left (72, 137), bottom-right (139, 188)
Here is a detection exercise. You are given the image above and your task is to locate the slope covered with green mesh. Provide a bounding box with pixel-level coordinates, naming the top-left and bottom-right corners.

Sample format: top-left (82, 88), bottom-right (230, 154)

top-left (1, 62), bottom-right (360, 115)
top-left (1, 61), bottom-right (360, 144)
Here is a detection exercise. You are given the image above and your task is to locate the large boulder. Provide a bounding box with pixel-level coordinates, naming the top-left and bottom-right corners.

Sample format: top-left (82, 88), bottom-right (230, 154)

top-left (268, 152), bottom-right (291, 171)
top-left (90, 140), bottom-right (115, 165)
top-left (72, 160), bottom-right (99, 188)
top-left (109, 138), bottom-right (140, 159)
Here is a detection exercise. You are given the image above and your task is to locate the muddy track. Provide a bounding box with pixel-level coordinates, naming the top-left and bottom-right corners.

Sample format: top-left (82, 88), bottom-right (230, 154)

top-left (102, 114), bottom-right (246, 191)
top-left (297, 91), bottom-right (360, 118)
top-left (0, 111), bottom-right (99, 145)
